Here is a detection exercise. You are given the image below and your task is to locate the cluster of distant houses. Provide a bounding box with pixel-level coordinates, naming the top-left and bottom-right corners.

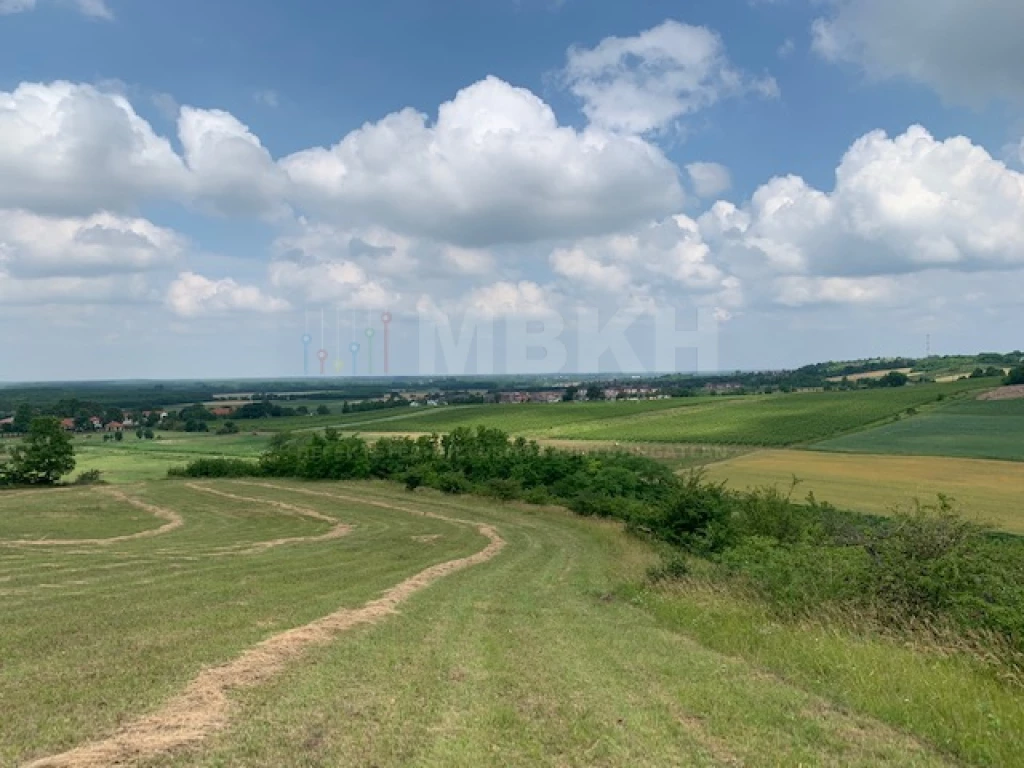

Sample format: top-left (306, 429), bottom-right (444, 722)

top-left (0, 410), bottom-right (172, 434)
top-left (495, 385), bottom-right (669, 404)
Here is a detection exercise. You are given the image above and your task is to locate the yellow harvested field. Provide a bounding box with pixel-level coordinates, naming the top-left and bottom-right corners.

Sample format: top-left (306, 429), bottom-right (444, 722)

top-left (706, 450), bottom-right (1024, 534)
top-left (825, 367), bottom-right (913, 382)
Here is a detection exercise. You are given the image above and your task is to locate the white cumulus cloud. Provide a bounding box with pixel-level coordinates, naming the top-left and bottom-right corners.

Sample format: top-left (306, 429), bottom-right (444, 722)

top-left (0, 81), bottom-right (187, 216)
top-left (165, 272), bottom-right (289, 318)
top-left (563, 20), bottom-right (778, 135)
top-left (281, 76), bottom-right (684, 246)
top-left (0, 210), bottom-right (184, 277)
top-left (701, 125), bottom-right (1024, 284)
top-left (686, 162), bottom-right (732, 198)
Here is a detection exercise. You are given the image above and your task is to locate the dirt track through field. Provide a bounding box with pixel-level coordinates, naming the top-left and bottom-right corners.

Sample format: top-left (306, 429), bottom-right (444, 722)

top-left (25, 486), bottom-right (504, 768)
top-left (0, 488), bottom-right (182, 547)
top-left (183, 483), bottom-right (352, 552)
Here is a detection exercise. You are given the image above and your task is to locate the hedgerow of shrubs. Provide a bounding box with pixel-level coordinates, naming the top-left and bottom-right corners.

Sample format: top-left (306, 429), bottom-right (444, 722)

top-left (169, 426), bottom-right (1024, 659)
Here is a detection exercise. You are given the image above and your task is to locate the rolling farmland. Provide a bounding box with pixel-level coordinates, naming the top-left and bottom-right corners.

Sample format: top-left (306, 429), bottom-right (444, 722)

top-left (543, 383), bottom-right (982, 445)
top-left (813, 397), bottom-right (1024, 461)
top-left (360, 382), bottom-right (986, 445)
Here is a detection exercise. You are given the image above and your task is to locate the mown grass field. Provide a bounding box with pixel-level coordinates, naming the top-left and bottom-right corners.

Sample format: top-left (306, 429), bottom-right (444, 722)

top-left (705, 449), bottom-right (1024, 534)
top-left (2, 479), bottom-right (1022, 766)
top-left (813, 397), bottom-right (1024, 461)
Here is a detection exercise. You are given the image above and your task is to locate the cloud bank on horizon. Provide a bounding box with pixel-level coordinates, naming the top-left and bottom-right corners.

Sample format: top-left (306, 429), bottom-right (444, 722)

top-left (0, 0), bottom-right (1022, 378)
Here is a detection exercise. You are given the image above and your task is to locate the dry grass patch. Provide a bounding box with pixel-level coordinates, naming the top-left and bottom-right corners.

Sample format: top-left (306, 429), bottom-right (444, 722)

top-left (706, 450), bottom-right (1024, 533)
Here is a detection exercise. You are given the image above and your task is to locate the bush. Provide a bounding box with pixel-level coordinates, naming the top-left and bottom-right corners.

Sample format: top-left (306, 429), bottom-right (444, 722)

top-left (646, 552), bottom-right (690, 583)
top-left (482, 477), bottom-right (521, 501)
top-left (637, 471), bottom-right (736, 554)
top-left (403, 469), bottom-right (424, 491)
top-left (733, 483), bottom-right (821, 544)
top-left (72, 469), bottom-right (105, 485)
top-left (523, 486), bottom-right (552, 505)
top-left (168, 458), bottom-right (261, 478)
top-left (436, 471), bottom-right (470, 495)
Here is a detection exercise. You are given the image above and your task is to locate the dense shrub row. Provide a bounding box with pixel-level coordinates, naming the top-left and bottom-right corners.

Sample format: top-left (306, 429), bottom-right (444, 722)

top-left (170, 426), bottom-right (1024, 658)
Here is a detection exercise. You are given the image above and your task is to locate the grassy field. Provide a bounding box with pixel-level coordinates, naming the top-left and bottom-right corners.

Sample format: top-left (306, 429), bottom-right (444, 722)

top-left (813, 397), bottom-right (1024, 461)
top-left (705, 449), bottom-right (1024, 534)
top-left (72, 433), bottom-right (271, 483)
top-left (344, 399), bottom-right (704, 436)
top-left (353, 381), bottom-right (987, 446)
top-left (2, 479), bottom-right (1022, 766)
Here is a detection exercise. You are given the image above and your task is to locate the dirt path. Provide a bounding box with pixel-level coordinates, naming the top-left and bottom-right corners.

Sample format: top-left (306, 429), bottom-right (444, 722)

top-left (1, 488), bottom-right (182, 548)
top-left (184, 483), bottom-right (352, 553)
top-left (25, 489), bottom-right (504, 768)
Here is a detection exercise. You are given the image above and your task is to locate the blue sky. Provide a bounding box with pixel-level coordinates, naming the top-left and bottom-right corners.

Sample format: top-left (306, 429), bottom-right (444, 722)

top-left (1, 0), bottom-right (1023, 380)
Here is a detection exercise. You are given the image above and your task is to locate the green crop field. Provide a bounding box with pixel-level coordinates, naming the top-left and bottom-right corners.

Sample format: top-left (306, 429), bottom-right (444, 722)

top-left (542, 382), bottom-right (985, 445)
top-left (362, 398), bottom-right (703, 436)
top-left (3, 479), bottom-right (1021, 766)
top-left (813, 397), bottom-right (1024, 461)
top-left (355, 382), bottom-right (987, 446)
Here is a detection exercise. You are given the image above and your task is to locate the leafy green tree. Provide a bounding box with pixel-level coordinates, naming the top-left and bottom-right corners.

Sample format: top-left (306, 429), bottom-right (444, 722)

top-left (1005, 366), bottom-right (1024, 386)
top-left (217, 420), bottom-right (239, 435)
top-left (143, 428), bottom-right (155, 439)
top-left (316, 404), bottom-right (331, 415)
top-left (6, 417), bottom-right (76, 485)
top-left (103, 407), bottom-right (124, 424)
top-left (179, 404), bottom-right (213, 422)
top-left (879, 371), bottom-right (909, 388)
top-left (114, 431), bottom-right (124, 442)
top-left (12, 403), bottom-right (33, 434)
top-left (563, 386), bottom-right (579, 402)
top-left (585, 385), bottom-right (605, 401)
top-left (136, 429), bottom-right (144, 440)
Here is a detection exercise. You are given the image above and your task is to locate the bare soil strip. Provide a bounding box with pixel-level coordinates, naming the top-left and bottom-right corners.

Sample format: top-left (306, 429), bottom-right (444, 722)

top-left (26, 488), bottom-right (504, 768)
top-left (183, 483), bottom-right (352, 553)
top-left (979, 384), bottom-right (1024, 401)
top-left (1, 488), bottom-right (182, 547)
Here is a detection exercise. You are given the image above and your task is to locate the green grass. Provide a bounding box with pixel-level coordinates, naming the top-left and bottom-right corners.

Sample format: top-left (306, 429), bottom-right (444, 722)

top-left (352, 383), bottom-right (986, 446)
top-left (71, 433), bottom-right (271, 483)
top-left (0, 481), bottom-right (481, 765)
top-left (2, 480), bottom-right (1021, 765)
top-left (360, 399), bottom-right (704, 436)
top-left (638, 579), bottom-right (1024, 767)
top-left (546, 383), bottom-right (985, 445)
top-left (813, 397), bottom-right (1024, 461)
top-left (0, 488), bottom-right (159, 540)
